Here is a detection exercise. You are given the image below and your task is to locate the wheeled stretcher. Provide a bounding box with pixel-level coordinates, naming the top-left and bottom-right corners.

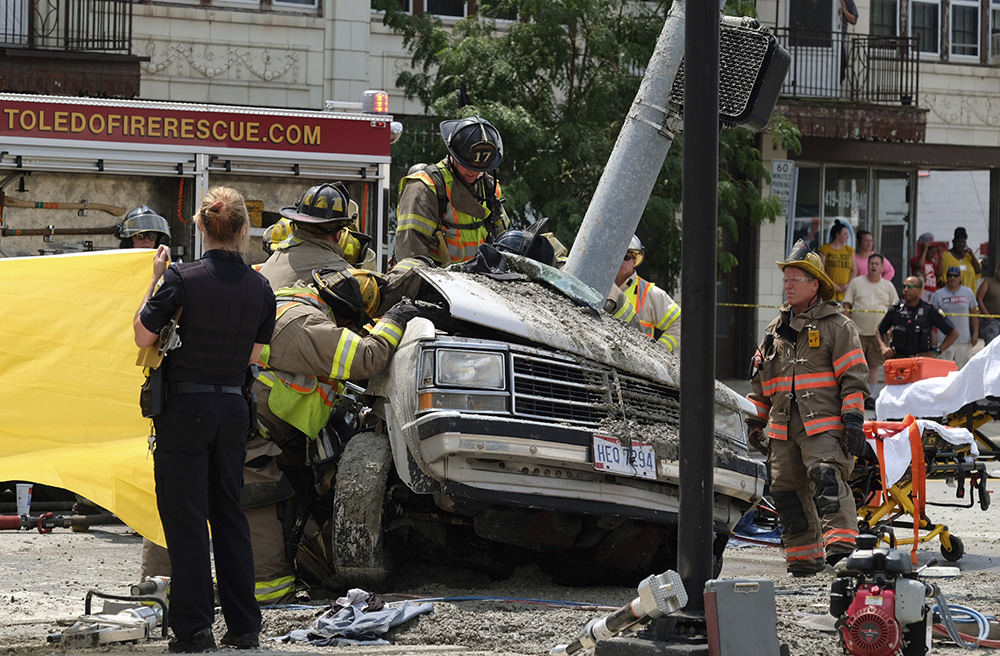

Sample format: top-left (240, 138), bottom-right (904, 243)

top-left (945, 396), bottom-right (1000, 463)
top-left (851, 413), bottom-right (991, 564)
top-left (863, 340), bottom-right (1000, 563)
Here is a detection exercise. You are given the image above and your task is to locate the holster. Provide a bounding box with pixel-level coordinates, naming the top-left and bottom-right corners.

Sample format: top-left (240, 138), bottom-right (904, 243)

top-left (245, 365), bottom-right (260, 439)
top-left (139, 366), bottom-right (166, 418)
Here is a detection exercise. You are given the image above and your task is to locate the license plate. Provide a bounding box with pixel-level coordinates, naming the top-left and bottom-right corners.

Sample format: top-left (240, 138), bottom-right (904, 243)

top-left (592, 434), bottom-right (657, 479)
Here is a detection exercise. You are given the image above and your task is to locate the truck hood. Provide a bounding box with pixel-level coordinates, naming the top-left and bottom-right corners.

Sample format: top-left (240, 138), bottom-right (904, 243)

top-left (414, 264), bottom-right (750, 414)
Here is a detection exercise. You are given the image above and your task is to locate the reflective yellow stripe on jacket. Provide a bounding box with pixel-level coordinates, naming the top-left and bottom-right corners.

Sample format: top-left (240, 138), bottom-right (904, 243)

top-left (624, 277), bottom-right (681, 351)
top-left (255, 575), bottom-right (296, 604)
top-left (654, 302), bottom-right (681, 350)
top-left (612, 298), bottom-right (637, 324)
top-left (397, 163), bottom-right (503, 265)
top-left (255, 291), bottom-right (348, 439)
top-left (369, 318), bottom-right (404, 348)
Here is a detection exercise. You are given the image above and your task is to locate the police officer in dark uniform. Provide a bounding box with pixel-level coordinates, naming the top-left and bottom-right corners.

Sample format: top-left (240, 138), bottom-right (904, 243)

top-left (134, 186), bottom-right (276, 653)
top-left (877, 274), bottom-right (958, 360)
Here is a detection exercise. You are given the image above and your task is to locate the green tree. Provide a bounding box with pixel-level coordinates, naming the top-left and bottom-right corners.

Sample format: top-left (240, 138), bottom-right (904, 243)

top-left (376, 0), bottom-right (798, 291)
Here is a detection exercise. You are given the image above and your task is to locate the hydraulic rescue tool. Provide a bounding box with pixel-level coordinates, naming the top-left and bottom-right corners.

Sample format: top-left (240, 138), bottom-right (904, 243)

top-left (550, 570), bottom-right (687, 655)
top-left (47, 577), bottom-right (170, 648)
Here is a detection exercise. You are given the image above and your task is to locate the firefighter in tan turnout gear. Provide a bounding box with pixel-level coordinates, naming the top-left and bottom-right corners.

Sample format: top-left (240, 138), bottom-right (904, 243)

top-left (394, 116), bottom-right (510, 265)
top-left (259, 182), bottom-right (374, 289)
top-left (612, 235), bottom-right (681, 352)
top-left (254, 268), bottom-right (417, 448)
top-left (747, 240), bottom-right (870, 576)
top-left (250, 266), bottom-right (424, 587)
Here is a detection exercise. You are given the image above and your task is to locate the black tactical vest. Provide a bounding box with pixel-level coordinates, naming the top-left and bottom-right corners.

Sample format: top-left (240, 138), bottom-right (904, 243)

top-left (165, 254), bottom-right (272, 385)
top-left (888, 301), bottom-right (935, 356)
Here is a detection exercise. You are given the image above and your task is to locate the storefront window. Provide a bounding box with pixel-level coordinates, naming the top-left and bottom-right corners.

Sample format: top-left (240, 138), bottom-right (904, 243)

top-left (791, 166), bottom-right (822, 251)
top-left (874, 170), bottom-right (910, 286)
top-left (822, 167), bottom-right (867, 247)
top-left (787, 166), bottom-right (914, 270)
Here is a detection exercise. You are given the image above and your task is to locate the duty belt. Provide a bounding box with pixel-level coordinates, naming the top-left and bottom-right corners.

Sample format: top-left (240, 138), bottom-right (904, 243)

top-left (168, 382), bottom-right (244, 396)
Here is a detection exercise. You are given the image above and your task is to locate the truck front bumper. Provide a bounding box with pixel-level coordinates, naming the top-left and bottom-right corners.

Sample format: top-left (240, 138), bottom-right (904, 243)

top-left (400, 411), bottom-right (766, 529)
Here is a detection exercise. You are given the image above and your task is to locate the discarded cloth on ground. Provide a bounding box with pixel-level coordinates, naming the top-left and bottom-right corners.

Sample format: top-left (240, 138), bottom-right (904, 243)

top-left (278, 600), bottom-right (434, 646)
top-left (0, 250), bottom-right (164, 545)
top-left (334, 588), bottom-right (385, 613)
top-left (876, 338), bottom-right (1000, 419)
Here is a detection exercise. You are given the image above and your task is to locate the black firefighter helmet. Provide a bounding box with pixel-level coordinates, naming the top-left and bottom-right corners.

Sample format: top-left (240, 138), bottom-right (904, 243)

top-left (116, 206), bottom-right (171, 247)
top-left (280, 182), bottom-right (358, 232)
top-left (440, 116), bottom-right (504, 173)
top-left (493, 218), bottom-right (556, 266)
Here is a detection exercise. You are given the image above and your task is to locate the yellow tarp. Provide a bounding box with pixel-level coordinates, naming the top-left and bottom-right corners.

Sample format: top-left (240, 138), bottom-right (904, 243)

top-left (0, 249), bottom-right (164, 545)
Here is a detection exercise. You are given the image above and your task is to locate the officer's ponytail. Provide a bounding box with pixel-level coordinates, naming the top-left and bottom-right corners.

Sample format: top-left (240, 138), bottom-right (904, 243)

top-left (196, 186), bottom-right (250, 253)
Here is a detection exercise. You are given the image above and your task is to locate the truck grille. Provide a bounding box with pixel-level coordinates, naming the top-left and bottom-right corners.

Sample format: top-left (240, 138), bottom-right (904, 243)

top-left (511, 351), bottom-right (680, 429)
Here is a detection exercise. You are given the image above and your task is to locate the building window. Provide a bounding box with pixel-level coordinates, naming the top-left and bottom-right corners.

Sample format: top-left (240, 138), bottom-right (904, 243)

top-left (426, 0), bottom-right (466, 17)
top-left (991, 0), bottom-right (1000, 56)
top-left (148, 0), bottom-right (320, 9)
top-left (951, 0), bottom-right (980, 57)
top-left (872, 0), bottom-right (899, 35)
top-left (371, 0), bottom-right (411, 10)
top-left (910, 0), bottom-right (940, 54)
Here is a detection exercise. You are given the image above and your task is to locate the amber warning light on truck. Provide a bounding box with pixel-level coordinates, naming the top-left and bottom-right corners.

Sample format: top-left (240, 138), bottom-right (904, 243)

top-left (0, 98), bottom-right (391, 157)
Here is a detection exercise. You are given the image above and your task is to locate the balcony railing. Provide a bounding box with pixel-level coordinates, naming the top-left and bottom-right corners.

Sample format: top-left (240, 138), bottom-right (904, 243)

top-left (1, 0), bottom-right (133, 54)
top-left (774, 28), bottom-right (919, 106)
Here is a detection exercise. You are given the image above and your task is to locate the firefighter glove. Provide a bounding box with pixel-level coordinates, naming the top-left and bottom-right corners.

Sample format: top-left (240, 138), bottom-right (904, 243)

top-left (841, 416), bottom-right (869, 459)
top-left (748, 426), bottom-right (768, 456)
top-left (381, 301), bottom-right (421, 327)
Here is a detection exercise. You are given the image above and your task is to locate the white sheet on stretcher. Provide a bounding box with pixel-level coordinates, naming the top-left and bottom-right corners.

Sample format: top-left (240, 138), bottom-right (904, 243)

top-left (869, 420), bottom-right (977, 488)
top-left (876, 337), bottom-right (1000, 420)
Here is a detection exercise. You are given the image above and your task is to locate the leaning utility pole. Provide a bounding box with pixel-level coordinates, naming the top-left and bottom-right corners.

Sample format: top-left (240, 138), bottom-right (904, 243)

top-left (565, 0), bottom-right (789, 651)
top-left (563, 0), bottom-right (726, 613)
top-left (562, 0), bottom-right (691, 296)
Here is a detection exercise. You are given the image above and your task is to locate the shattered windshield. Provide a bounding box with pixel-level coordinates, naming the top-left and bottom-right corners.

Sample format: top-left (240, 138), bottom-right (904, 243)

top-left (500, 252), bottom-right (606, 311)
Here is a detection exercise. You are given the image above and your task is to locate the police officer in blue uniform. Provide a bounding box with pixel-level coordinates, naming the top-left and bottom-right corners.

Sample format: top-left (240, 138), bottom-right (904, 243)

top-left (134, 187), bottom-right (276, 653)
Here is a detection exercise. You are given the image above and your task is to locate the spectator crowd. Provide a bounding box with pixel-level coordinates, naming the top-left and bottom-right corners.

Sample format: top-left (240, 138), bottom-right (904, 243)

top-left (818, 224), bottom-right (998, 409)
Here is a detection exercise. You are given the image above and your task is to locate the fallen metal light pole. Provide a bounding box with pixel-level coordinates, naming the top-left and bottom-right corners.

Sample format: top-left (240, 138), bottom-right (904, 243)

top-left (563, 0), bottom-right (789, 649)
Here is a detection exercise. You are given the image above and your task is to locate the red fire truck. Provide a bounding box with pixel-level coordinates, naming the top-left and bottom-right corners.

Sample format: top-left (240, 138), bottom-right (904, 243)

top-left (0, 92), bottom-right (396, 265)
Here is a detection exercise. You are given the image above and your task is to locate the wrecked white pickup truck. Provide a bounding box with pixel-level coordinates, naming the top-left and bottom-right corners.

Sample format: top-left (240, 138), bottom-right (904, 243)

top-left (331, 255), bottom-right (766, 586)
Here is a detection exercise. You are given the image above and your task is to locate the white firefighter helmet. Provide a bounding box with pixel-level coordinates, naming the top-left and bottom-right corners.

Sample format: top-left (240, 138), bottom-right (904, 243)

top-left (626, 235), bottom-right (645, 267)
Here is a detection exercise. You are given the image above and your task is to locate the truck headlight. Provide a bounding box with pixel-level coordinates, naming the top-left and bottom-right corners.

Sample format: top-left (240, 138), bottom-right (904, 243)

top-left (436, 350), bottom-right (505, 389)
top-left (714, 404), bottom-right (746, 444)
